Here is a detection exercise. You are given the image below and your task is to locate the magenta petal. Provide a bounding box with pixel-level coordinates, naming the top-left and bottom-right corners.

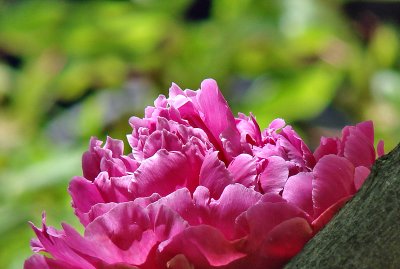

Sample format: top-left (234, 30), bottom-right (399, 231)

top-left (130, 149), bottom-right (191, 197)
top-left (148, 204), bottom-right (188, 242)
top-left (104, 136), bottom-right (124, 157)
top-left (143, 130), bottom-right (183, 158)
top-left (259, 156), bottom-right (289, 194)
top-left (312, 155), bottom-right (355, 218)
top-left (282, 172), bottom-right (313, 217)
top-left (269, 118), bottom-right (286, 130)
top-left (82, 138), bottom-right (102, 181)
top-left (238, 202), bottom-right (310, 254)
top-left (169, 83), bottom-right (184, 97)
top-left (24, 254), bottom-right (79, 269)
top-left (199, 151), bottom-right (233, 198)
top-left (354, 166), bottom-right (370, 190)
top-left (149, 188), bottom-right (202, 226)
top-left (210, 184), bottom-right (262, 239)
top-left (377, 140), bottom-right (385, 157)
top-left (197, 79), bottom-right (241, 159)
top-left (311, 195), bottom-right (351, 233)
top-left (68, 176), bottom-right (104, 225)
top-left (341, 122), bottom-right (376, 168)
top-left (227, 154), bottom-right (257, 187)
top-left (159, 225), bottom-right (246, 268)
top-left (314, 137), bottom-right (340, 161)
top-left (263, 217), bottom-right (313, 259)
top-left (197, 79), bottom-right (235, 141)
top-left (66, 202), bottom-right (157, 266)
top-left (355, 121), bottom-right (374, 145)
top-left (30, 221), bottom-right (96, 269)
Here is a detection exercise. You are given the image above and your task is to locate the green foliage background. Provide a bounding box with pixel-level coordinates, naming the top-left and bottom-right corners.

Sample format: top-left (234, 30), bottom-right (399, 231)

top-left (0, 0), bottom-right (399, 267)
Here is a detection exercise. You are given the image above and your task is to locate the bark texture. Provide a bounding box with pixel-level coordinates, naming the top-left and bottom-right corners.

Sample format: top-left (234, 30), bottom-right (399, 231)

top-left (284, 143), bottom-right (400, 269)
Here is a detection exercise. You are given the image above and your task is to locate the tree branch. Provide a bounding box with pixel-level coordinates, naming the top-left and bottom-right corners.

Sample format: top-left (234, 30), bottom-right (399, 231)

top-left (284, 143), bottom-right (400, 269)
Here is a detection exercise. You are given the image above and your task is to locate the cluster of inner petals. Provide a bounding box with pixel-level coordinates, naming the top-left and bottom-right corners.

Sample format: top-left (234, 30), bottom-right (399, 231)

top-left (25, 79), bottom-right (384, 269)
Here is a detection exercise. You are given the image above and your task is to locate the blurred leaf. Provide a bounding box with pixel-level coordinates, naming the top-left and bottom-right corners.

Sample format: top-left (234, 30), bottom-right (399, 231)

top-left (238, 65), bottom-right (342, 127)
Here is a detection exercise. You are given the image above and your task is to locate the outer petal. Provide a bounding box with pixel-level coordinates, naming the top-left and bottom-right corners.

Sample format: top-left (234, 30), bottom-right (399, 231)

top-left (30, 218), bottom-right (97, 269)
top-left (377, 140), bottom-right (385, 157)
top-left (341, 121), bottom-right (376, 168)
top-left (262, 217), bottom-right (313, 259)
top-left (237, 202), bottom-right (310, 253)
top-left (209, 184), bottom-right (262, 240)
top-left (282, 172), bottom-right (313, 217)
top-left (130, 150), bottom-right (192, 197)
top-left (199, 151), bottom-right (233, 198)
top-left (68, 176), bottom-right (105, 225)
top-left (158, 225), bottom-right (246, 268)
top-left (311, 195), bottom-right (352, 234)
top-left (259, 156), bottom-right (289, 194)
top-left (24, 254), bottom-right (79, 269)
top-left (312, 155), bottom-right (355, 218)
top-left (227, 154), bottom-right (257, 187)
top-left (197, 79), bottom-right (242, 160)
top-left (314, 137), bottom-right (340, 161)
top-left (143, 130), bottom-right (183, 158)
top-left (354, 166), bottom-right (370, 191)
top-left (64, 202), bottom-right (158, 266)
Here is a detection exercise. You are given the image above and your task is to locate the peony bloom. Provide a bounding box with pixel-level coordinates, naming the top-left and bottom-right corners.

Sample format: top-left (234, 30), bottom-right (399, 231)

top-left (25, 79), bottom-right (383, 269)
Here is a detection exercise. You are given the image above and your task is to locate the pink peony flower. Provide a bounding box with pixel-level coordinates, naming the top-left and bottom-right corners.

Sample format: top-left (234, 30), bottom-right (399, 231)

top-left (25, 79), bottom-right (383, 269)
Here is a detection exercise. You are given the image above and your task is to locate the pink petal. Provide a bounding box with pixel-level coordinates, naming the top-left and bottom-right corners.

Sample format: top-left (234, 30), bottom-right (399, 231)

top-left (130, 150), bottom-right (191, 197)
top-left (159, 225), bottom-right (246, 268)
top-left (282, 172), bottom-right (313, 217)
top-left (30, 220), bottom-right (96, 269)
top-left (259, 156), bottom-right (289, 194)
top-left (279, 126), bottom-right (315, 169)
top-left (355, 121), bottom-right (374, 144)
top-left (24, 255), bottom-right (79, 269)
top-left (68, 176), bottom-right (104, 224)
top-left (268, 118), bottom-right (286, 130)
top-left (104, 136), bottom-right (124, 157)
top-left (67, 202), bottom-right (157, 265)
top-left (354, 166), bottom-right (370, 190)
top-left (312, 155), bottom-right (355, 218)
top-left (143, 130), bottom-right (183, 158)
top-left (227, 154), bottom-right (257, 187)
top-left (312, 195), bottom-right (352, 234)
top-left (94, 173), bottom-right (135, 202)
top-left (262, 217), bottom-right (313, 259)
top-left (82, 138), bottom-right (102, 181)
top-left (341, 122), bottom-right (376, 168)
top-left (199, 151), bottom-right (233, 198)
top-left (314, 137), bottom-right (340, 161)
top-left (169, 83), bottom-right (184, 97)
top-left (236, 113), bottom-right (262, 145)
top-left (237, 202), bottom-right (310, 253)
top-left (197, 79), bottom-right (242, 160)
top-left (149, 188), bottom-right (203, 226)
top-left (209, 184), bottom-right (262, 239)
top-left (147, 203), bottom-right (188, 242)
top-left (377, 140), bottom-right (385, 157)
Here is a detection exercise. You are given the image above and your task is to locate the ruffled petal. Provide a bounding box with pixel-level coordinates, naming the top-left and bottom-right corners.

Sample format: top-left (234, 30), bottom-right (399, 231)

top-left (199, 151), bottom-right (233, 198)
top-left (159, 225), bottom-right (246, 268)
top-left (282, 172), bottom-right (313, 217)
top-left (227, 154), bottom-right (257, 187)
top-left (130, 150), bottom-right (191, 197)
top-left (259, 156), bottom-right (289, 194)
top-left (312, 155), bottom-right (355, 218)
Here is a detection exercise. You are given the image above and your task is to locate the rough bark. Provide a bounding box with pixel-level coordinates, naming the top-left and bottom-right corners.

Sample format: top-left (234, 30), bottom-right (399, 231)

top-left (284, 143), bottom-right (400, 269)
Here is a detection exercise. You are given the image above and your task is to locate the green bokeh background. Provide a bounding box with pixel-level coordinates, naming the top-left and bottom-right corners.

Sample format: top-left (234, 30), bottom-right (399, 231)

top-left (0, 0), bottom-right (399, 268)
